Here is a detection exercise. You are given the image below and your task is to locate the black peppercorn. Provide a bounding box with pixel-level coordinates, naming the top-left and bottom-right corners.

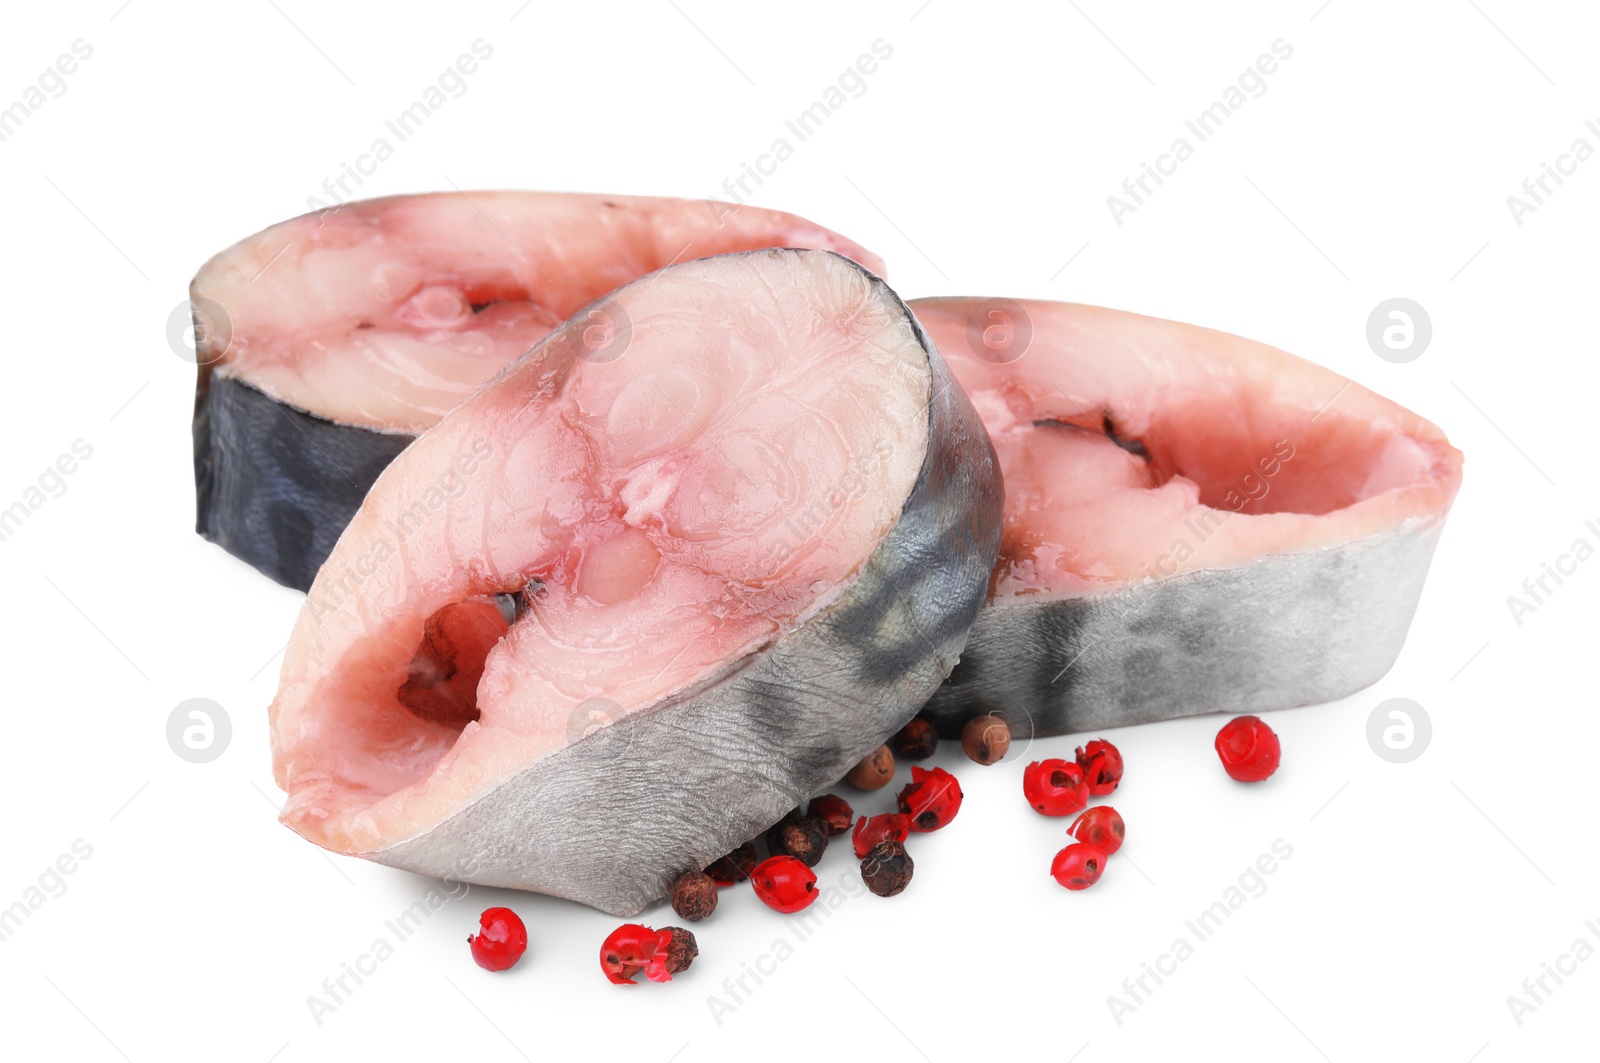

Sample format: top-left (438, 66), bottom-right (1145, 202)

top-left (861, 839), bottom-right (913, 897)
top-left (670, 869), bottom-right (718, 921)
top-left (890, 717), bottom-right (939, 760)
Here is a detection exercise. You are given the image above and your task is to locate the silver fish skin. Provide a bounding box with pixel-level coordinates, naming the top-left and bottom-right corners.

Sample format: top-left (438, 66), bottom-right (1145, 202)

top-left (275, 251), bottom-right (1002, 916)
top-left (921, 521), bottom-right (1444, 739)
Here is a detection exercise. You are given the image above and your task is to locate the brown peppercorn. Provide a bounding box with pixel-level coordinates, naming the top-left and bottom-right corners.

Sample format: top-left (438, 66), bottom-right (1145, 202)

top-left (961, 714), bottom-right (1011, 765)
top-left (670, 870), bottom-right (718, 921)
top-left (704, 841), bottom-right (759, 885)
top-left (764, 807), bottom-right (802, 853)
top-left (861, 839), bottom-right (913, 897)
top-left (661, 926), bottom-right (698, 974)
top-left (846, 744), bottom-right (896, 790)
top-left (769, 816), bottom-right (829, 867)
top-left (807, 793), bottom-right (854, 836)
top-left (890, 717), bottom-right (939, 760)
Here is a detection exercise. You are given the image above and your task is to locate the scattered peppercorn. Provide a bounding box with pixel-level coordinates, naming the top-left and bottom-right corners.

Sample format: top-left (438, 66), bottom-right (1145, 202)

top-left (852, 812), bottom-right (912, 858)
top-left (1022, 758), bottom-right (1090, 817)
top-left (1076, 738), bottom-right (1124, 795)
top-left (1214, 715), bottom-right (1281, 782)
top-left (1050, 843), bottom-right (1108, 891)
top-left (670, 870), bottom-right (718, 922)
top-left (704, 841), bottom-right (759, 886)
top-left (660, 926), bottom-right (698, 975)
top-left (770, 816), bottom-right (829, 867)
top-left (896, 765), bottom-right (964, 831)
top-left (600, 923), bottom-right (694, 984)
top-left (1068, 806), bottom-right (1126, 856)
top-left (467, 907), bottom-right (528, 972)
top-left (861, 839), bottom-right (914, 897)
top-left (961, 714), bottom-right (1011, 765)
top-left (764, 807), bottom-right (803, 855)
top-left (890, 717), bottom-right (939, 760)
top-left (807, 794), bottom-right (854, 836)
top-left (749, 855), bottom-right (819, 913)
top-left (846, 744), bottom-right (896, 790)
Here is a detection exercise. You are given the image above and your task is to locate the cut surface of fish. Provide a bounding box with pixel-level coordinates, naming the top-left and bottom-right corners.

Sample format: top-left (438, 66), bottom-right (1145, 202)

top-left (269, 250), bottom-right (1001, 915)
top-left (910, 297), bottom-right (1463, 738)
top-left (190, 191), bottom-right (883, 590)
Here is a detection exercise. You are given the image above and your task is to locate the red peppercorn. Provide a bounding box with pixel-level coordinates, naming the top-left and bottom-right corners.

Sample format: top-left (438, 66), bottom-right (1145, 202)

top-left (1022, 758), bottom-right (1089, 816)
top-left (599, 924), bottom-right (696, 984)
top-left (467, 907), bottom-right (528, 972)
top-left (1214, 715), bottom-right (1281, 782)
top-left (705, 841), bottom-right (759, 886)
top-left (890, 717), bottom-right (939, 760)
top-left (749, 855), bottom-right (819, 913)
top-left (896, 765), bottom-right (963, 832)
top-left (1068, 806), bottom-right (1126, 856)
top-left (851, 812), bottom-right (912, 858)
top-left (1051, 843), bottom-right (1108, 890)
top-left (807, 794), bottom-right (854, 836)
top-left (1076, 739), bottom-right (1124, 796)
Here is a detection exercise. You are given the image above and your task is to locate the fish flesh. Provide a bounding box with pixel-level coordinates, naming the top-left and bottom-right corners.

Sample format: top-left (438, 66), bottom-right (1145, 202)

top-left (191, 192), bottom-right (883, 591)
top-left (909, 297), bottom-right (1463, 738)
top-left (269, 250), bottom-right (1002, 916)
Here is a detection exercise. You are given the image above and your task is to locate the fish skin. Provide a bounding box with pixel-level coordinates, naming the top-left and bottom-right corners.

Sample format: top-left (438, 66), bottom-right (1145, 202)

top-left (921, 522), bottom-right (1441, 739)
top-left (188, 192), bottom-right (883, 590)
top-left (906, 295), bottom-right (1462, 739)
top-left (285, 252), bottom-right (1003, 916)
top-left (194, 374), bottom-right (413, 590)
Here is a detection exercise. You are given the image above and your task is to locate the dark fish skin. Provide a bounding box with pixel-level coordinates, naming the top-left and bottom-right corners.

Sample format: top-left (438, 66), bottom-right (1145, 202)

top-left (193, 370), bottom-right (412, 590)
top-left (919, 523), bottom-right (1443, 740)
top-left (373, 256), bottom-right (1004, 916)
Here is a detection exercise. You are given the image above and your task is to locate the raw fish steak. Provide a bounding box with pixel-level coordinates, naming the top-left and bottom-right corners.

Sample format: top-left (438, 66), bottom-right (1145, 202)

top-left (190, 192), bottom-right (882, 591)
top-left (909, 297), bottom-right (1462, 738)
top-left (269, 250), bottom-right (1001, 916)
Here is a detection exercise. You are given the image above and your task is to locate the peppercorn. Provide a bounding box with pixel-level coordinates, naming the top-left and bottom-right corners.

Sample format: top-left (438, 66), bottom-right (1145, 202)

top-left (807, 794), bottom-right (854, 836)
top-left (704, 841), bottom-right (759, 886)
top-left (1076, 738), bottom-right (1124, 795)
top-left (852, 812), bottom-right (911, 858)
top-left (1215, 715), bottom-right (1281, 782)
top-left (770, 816), bottom-right (829, 867)
top-left (890, 717), bottom-right (939, 760)
top-left (961, 714), bottom-right (1011, 765)
top-left (861, 839), bottom-right (913, 897)
top-left (846, 744), bottom-right (896, 790)
top-left (896, 765), bottom-right (964, 831)
top-left (670, 870), bottom-right (718, 921)
top-left (749, 855), bottom-right (819, 913)
top-left (661, 926), bottom-right (698, 975)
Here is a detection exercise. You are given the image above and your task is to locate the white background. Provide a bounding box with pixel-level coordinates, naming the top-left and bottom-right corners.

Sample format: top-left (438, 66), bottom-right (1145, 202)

top-left (0, 1), bottom-right (1593, 1060)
